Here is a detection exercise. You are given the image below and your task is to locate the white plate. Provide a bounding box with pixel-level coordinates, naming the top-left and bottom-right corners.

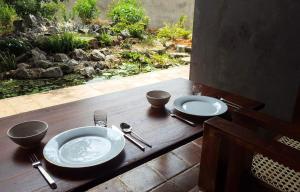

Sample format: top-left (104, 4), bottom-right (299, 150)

top-left (43, 126), bottom-right (125, 168)
top-left (174, 96), bottom-right (228, 117)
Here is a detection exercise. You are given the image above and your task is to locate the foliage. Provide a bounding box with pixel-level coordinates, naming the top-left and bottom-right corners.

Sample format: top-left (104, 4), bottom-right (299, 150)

top-left (0, 1), bottom-right (17, 31)
top-left (97, 33), bottom-right (113, 46)
top-left (36, 32), bottom-right (89, 53)
top-left (157, 16), bottom-right (192, 40)
top-left (73, 0), bottom-right (99, 23)
top-left (108, 0), bottom-right (148, 38)
top-left (0, 74), bottom-right (86, 99)
top-left (0, 37), bottom-right (32, 56)
top-left (40, 1), bottom-right (66, 20)
top-left (121, 51), bottom-right (151, 64)
top-left (0, 52), bottom-right (16, 73)
top-left (5, 0), bottom-right (41, 17)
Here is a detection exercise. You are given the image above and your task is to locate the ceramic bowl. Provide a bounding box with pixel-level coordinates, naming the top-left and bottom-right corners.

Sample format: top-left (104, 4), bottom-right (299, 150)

top-left (7, 121), bottom-right (48, 148)
top-left (146, 90), bottom-right (171, 108)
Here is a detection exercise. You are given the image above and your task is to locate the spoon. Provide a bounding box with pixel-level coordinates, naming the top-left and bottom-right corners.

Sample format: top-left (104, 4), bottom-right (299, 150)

top-left (120, 123), bottom-right (152, 148)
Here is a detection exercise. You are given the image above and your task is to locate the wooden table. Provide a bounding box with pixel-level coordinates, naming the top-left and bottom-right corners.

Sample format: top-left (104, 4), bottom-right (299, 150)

top-left (0, 78), bottom-right (264, 192)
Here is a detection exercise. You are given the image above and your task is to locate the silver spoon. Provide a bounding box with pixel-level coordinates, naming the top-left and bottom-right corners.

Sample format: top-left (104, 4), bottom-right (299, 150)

top-left (120, 123), bottom-right (152, 148)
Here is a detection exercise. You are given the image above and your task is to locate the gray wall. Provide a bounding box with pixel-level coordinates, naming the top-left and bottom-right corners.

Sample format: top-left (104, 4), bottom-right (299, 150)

top-left (66, 0), bottom-right (195, 29)
top-left (190, 0), bottom-right (300, 121)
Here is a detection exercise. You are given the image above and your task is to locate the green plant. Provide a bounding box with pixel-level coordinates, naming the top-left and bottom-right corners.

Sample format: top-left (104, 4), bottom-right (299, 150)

top-left (0, 1), bottom-right (17, 31)
top-left (40, 1), bottom-right (66, 20)
top-left (0, 52), bottom-right (16, 73)
top-left (121, 51), bottom-right (151, 64)
top-left (73, 0), bottom-right (99, 23)
top-left (157, 16), bottom-right (192, 40)
top-left (97, 33), bottom-right (113, 46)
top-left (5, 0), bottom-right (40, 17)
top-left (108, 0), bottom-right (149, 38)
top-left (0, 38), bottom-right (32, 56)
top-left (36, 32), bottom-right (89, 53)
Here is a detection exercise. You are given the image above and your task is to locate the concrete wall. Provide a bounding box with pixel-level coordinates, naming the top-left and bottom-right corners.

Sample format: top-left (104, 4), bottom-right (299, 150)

top-left (190, 0), bottom-right (300, 121)
top-left (66, 0), bottom-right (195, 29)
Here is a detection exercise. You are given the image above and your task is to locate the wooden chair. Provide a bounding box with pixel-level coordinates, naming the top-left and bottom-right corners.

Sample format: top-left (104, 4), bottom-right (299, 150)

top-left (198, 108), bottom-right (300, 192)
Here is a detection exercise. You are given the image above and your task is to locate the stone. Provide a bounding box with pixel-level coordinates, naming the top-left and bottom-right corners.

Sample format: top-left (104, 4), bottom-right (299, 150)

top-left (17, 63), bottom-right (30, 69)
top-left (54, 53), bottom-right (69, 62)
top-left (30, 68), bottom-right (45, 78)
top-left (176, 44), bottom-right (188, 53)
top-left (164, 41), bottom-right (174, 48)
top-left (33, 60), bottom-right (54, 69)
top-left (78, 27), bottom-right (89, 34)
top-left (13, 19), bottom-right (24, 32)
top-left (90, 50), bottom-right (106, 61)
top-left (79, 67), bottom-right (95, 78)
top-left (121, 29), bottom-right (130, 38)
top-left (31, 48), bottom-right (47, 62)
top-left (94, 61), bottom-right (105, 70)
top-left (67, 59), bottom-right (79, 66)
top-left (41, 67), bottom-right (63, 78)
top-left (25, 14), bottom-right (38, 27)
top-left (16, 53), bottom-right (31, 63)
top-left (180, 57), bottom-right (191, 64)
top-left (72, 49), bottom-right (89, 60)
top-left (48, 26), bottom-right (58, 34)
top-left (100, 48), bottom-right (111, 56)
top-left (13, 68), bottom-right (32, 79)
top-left (169, 52), bottom-right (190, 58)
top-left (185, 46), bottom-right (192, 53)
top-left (58, 63), bottom-right (74, 74)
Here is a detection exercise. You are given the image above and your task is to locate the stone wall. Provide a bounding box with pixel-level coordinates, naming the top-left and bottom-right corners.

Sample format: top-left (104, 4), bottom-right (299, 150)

top-left (66, 0), bottom-right (195, 29)
top-left (190, 0), bottom-right (300, 121)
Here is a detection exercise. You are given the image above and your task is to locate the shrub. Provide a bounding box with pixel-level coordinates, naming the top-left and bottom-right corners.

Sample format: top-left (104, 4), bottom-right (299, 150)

top-left (108, 0), bottom-right (149, 38)
top-left (73, 0), bottom-right (99, 23)
top-left (97, 33), bottom-right (113, 46)
top-left (0, 52), bottom-right (16, 73)
top-left (157, 16), bottom-right (192, 40)
top-left (6, 0), bottom-right (40, 17)
top-left (0, 1), bottom-right (17, 31)
top-left (40, 1), bottom-right (66, 20)
top-left (0, 38), bottom-right (32, 56)
top-left (36, 32), bottom-right (89, 53)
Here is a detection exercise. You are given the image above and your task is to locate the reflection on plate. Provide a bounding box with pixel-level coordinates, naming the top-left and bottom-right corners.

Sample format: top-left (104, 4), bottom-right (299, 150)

top-left (43, 126), bottom-right (125, 168)
top-left (174, 96), bottom-right (228, 117)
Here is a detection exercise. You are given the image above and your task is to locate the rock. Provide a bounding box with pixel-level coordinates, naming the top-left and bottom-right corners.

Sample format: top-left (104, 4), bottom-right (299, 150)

top-left (30, 68), bottom-right (45, 78)
top-left (94, 61), bottom-right (105, 70)
top-left (33, 60), bottom-right (54, 69)
top-left (176, 45), bottom-right (187, 53)
top-left (54, 53), bottom-right (69, 62)
top-left (41, 67), bottom-right (63, 78)
top-left (164, 41), bottom-right (174, 48)
top-left (169, 52), bottom-right (190, 58)
top-left (78, 27), bottom-right (89, 34)
top-left (31, 48), bottom-right (47, 62)
top-left (185, 46), bottom-right (192, 53)
top-left (25, 14), bottom-right (38, 27)
top-left (79, 67), bottom-right (95, 78)
top-left (180, 57), bottom-right (191, 64)
top-left (121, 29), bottom-right (130, 38)
top-left (48, 26), bottom-right (58, 34)
top-left (90, 50), bottom-right (106, 61)
top-left (100, 48), bottom-right (110, 56)
top-left (16, 53), bottom-right (31, 63)
top-left (13, 19), bottom-right (25, 32)
top-left (67, 59), bottom-right (79, 66)
top-left (17, 63), bottom-right (30, 69)
top-left (13, 68), bottom-right (32, 79)
top-left (72, 49), bottom-right (89, 60)
top-left (0, 72), bottom-right (4, 80)
top-left (58, 63), bottom-right (74, 74)
top-left (150, 42), bottom-right (166, 54)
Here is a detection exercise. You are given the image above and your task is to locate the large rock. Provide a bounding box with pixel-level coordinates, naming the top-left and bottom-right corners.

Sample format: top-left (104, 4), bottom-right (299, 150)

top-left (79, 67), bottom-right (95, 78)
top-left (30, 68), bottom-right (45, 79)
top-left (71, 49), bottom-right (89, 60)
top-left (90, 50), bottom-right (106, 61)
top-left (17, 63), bottom-right (30, 69)
top-left (67, 59), bottom-right (79, 66)
top-left (54, 53), bottom-right (69, 62)
top-left (169, 52), bottom-right (190, 58)
top-left (58, 63), bottom-right (74, 74)
top-left (33, 60), bottom-right (54, 69)
top-left (13, 68), bottom-right (32, 79)
top-left (41, 67), bottom-right (63, 78)
top-left (31, 48), bottom-right (47, 62)
top-left (25, 14), bottom-right (38, 27)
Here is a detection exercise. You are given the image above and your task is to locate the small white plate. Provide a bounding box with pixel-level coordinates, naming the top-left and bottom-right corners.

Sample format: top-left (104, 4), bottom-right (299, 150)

top-left (174, 96), bottom-right (228, 117)
top-left (43, 126), bottom-right (125, 168)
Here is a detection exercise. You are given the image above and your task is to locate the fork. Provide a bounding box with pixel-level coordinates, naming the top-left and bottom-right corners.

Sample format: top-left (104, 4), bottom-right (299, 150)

top-left (29, 153), bottom-right (57, 189)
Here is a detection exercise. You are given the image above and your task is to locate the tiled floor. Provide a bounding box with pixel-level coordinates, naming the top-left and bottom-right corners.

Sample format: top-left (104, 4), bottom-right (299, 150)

top-left (0, 65), bottom-right (203, 191)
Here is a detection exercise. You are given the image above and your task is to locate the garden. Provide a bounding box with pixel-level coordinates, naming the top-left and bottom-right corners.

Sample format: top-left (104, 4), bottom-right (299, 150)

top-left (0, 0), bottom-right (192, 99)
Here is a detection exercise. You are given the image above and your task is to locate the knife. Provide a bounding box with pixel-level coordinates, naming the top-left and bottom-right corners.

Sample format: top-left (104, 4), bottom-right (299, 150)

top-left (112, 125), bottom-right (145, 151)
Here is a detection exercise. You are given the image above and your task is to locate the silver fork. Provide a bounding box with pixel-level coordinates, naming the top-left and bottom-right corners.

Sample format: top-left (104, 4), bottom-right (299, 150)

top-left (29, 153), bottom-right (57, 189)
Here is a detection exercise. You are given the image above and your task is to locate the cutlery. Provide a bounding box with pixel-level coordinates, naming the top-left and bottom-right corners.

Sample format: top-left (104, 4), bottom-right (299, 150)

top-left (219, 97), bottom-right (241, 109)
top-left (120, 123), bottom-right (152, 148)
top-left (94, 110), bottom-right (108, 127)
top-left (112, 125), bottom-right (145, 151)
top-left (167, 109), bottom-right (197, 127)
top-left (29, 153), bottom-right (57, 189)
